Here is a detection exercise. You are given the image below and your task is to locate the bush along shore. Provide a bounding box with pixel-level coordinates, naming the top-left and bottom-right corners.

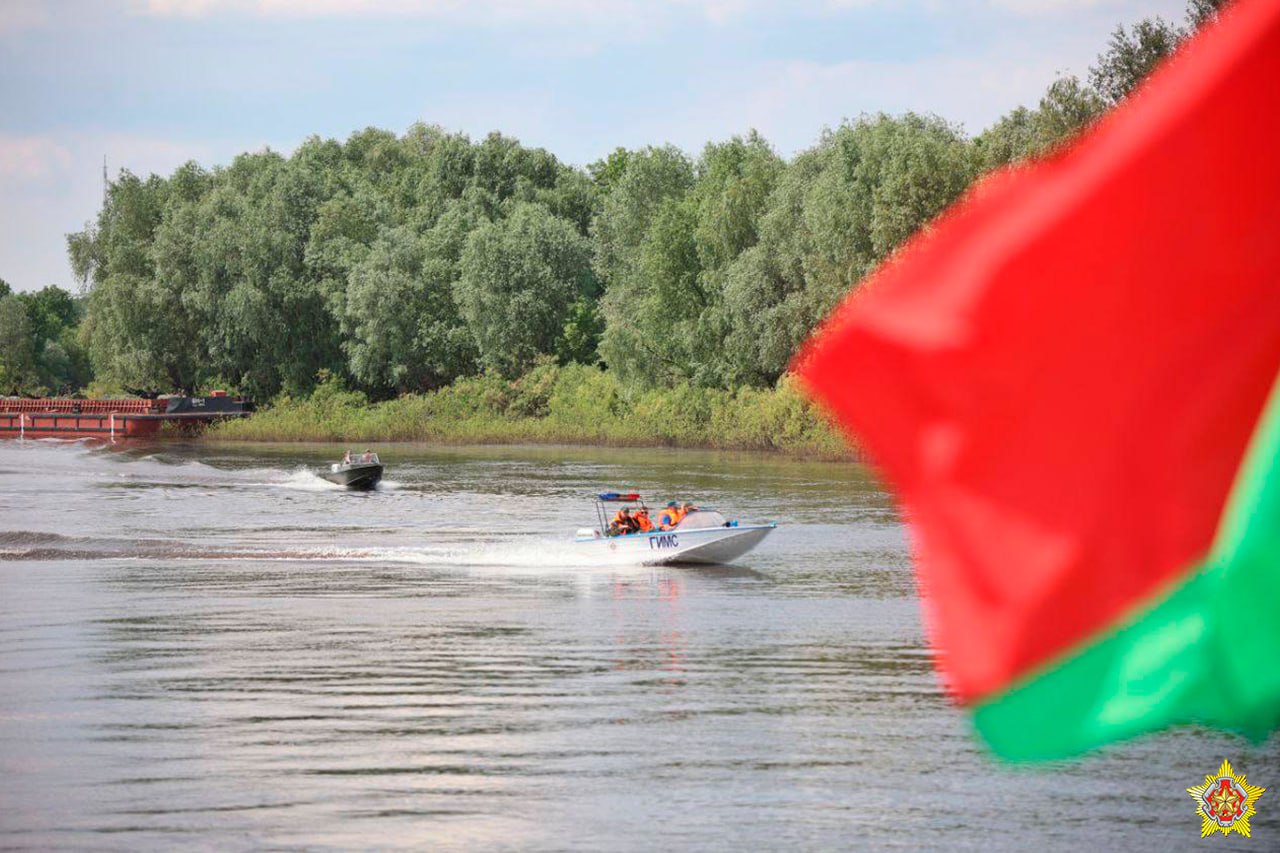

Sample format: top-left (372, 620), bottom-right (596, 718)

top-left (209, 363), bottom-right (854, 459)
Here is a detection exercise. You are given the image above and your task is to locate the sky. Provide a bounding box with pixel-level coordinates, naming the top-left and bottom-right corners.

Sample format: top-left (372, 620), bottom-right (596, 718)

top-left (0, 0), bottom-right (1190, 293)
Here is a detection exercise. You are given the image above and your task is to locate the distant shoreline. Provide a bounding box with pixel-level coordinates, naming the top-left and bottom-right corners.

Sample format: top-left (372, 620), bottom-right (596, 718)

top-left (200, 431), bottom-right (862, 463)
top-left (204, 364), bottom-right (858, 462)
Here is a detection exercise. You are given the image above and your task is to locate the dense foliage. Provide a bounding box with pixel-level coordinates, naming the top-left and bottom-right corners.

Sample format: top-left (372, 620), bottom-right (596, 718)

top-left (0, 279), bottom-right (92, 394)
top-left (1, 1), bottom-right (1224, 417)
top-left (214, 361), bottom-right (850, 457)
top-left (56, 114), bottom-right (988, 400)
top-left (65, 128), bottom-right (599, 397)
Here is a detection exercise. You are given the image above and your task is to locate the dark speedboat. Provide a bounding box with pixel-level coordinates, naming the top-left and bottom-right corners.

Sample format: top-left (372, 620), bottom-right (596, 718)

top-left (321, 452), bottom-right (383, 490)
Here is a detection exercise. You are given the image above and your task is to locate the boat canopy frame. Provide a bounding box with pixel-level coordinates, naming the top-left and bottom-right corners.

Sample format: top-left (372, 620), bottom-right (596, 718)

top-left (594, 492), bottom-right (648, 535)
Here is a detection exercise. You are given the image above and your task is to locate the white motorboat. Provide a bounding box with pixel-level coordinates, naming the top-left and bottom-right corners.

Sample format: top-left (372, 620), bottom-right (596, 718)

top-left (574, 492), bottom-right (776, 566)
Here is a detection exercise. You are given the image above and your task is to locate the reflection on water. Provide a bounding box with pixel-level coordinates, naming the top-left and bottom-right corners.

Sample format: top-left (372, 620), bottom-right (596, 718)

top-left (0, 440), bottom-right (1275, 850)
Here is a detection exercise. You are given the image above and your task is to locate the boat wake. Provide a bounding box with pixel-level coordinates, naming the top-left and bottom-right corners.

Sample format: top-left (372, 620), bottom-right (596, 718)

top-left (344, 540), bottom-right (670, 569)
top-left (0, 529), bottom-right (686, 570)
top-left (272, 469), bottom-right (346, 491)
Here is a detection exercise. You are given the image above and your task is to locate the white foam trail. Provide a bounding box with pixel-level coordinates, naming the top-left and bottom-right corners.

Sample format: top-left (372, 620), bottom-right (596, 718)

top-left (277, 469), bottom-right (345, 491)
top-left (346, 538), bottom-right (660, 570)
top-left (174, 459), bottom-right (225, 473)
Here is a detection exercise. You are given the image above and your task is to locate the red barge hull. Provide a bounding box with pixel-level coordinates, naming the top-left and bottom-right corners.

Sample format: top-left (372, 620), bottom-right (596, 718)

top-left (0, 395), bottom-right (253, 439)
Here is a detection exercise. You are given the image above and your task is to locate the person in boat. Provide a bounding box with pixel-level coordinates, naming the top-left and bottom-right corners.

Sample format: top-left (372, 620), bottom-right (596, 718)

top-left (342, 450), bottom-right (352, 465)
top-left (362, 449), bottom-right (373, 463)
top-left (633, 508), bottom-right (655, 533)
top-left (609, 507), bottom-right (639, 536)
top-left (658, 501), bottom-right (685, 530)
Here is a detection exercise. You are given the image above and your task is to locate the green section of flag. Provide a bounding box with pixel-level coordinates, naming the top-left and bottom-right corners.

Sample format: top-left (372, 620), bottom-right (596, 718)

top-left (973, 374), bottom-right (1280, 761)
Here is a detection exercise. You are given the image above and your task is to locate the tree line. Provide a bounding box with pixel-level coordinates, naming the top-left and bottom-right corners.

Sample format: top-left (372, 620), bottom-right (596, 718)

top-left (0, 0), bottom-right (1224, 400)
top-left (0, 279), bottom-right (92, 394)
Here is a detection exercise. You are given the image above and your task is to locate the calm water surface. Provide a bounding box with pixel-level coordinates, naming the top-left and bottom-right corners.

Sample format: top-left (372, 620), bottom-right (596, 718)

top-left (0, 439), bottom-right (1275, 850)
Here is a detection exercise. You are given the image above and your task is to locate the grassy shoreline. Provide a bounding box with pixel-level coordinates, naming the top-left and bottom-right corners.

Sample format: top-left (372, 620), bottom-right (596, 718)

top-left (207, 363), bottom-right (857, 460)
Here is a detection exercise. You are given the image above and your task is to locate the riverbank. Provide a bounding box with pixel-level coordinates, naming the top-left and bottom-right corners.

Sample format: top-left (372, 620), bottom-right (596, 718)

top-left (208, 363), bottom-right (855, 459)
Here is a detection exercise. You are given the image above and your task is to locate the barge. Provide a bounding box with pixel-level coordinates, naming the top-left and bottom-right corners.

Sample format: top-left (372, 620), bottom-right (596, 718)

top-left (0, 393), bottom-right (254, 439)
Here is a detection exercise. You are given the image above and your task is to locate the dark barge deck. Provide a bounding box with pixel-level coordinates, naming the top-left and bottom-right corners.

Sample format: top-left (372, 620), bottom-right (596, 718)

top-left (0, 395), bottom-right (254, 439)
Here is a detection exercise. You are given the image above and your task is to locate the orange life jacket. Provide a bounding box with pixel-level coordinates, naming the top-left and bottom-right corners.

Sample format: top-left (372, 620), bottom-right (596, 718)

top-left (635, 512), bottom-right (654, 532)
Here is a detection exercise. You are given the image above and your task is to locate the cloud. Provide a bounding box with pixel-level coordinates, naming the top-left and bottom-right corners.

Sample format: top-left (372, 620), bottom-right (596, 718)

top-left (989, 0), bottom-right (1147, 14)
top-left (128, 0), bottom-right (697, 51)
top-left (0, 132), bottom-right (251, 291)
top-left (0, 136), bottom-right (73, 184)
top-left (636, 46), bottom-right (1083, 160)
top-left (749, 54), bottom-right (1066, 136)
top-left (134, 0), bottom-right (756, 25)
top-left (0, 0), bottom-right (51, 35)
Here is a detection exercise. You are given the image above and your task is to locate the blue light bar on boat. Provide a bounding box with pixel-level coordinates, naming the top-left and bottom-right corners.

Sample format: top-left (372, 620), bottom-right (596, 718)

top-left (597, 492), bottom-right (642, 501)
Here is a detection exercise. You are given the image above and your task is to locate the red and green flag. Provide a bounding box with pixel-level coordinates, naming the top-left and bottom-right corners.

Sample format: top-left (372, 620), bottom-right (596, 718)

top-left (797, 0), bottom-right (1280, 761)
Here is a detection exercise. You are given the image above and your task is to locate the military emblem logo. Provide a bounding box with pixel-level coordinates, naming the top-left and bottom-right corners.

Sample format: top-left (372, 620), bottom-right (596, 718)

top-left (1187, 759), bottom-right (1266, 838)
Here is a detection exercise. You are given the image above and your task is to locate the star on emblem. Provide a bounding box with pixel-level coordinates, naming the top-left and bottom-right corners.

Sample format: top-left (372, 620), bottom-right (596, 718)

top-left (1187, 759), bottom-right (1267, 838)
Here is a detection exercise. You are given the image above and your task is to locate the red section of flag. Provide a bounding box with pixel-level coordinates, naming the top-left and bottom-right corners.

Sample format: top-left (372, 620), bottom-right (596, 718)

top-left (797, 0), bottom-right (1280, 703)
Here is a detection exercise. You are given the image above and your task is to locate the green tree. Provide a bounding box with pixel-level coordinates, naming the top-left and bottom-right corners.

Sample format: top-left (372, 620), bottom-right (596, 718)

top-left (555, 298), bottom-right (605, 366)
top-left (68, 169), bottom-right (188, 390)
top-left (457, 202), bottom-right (596, 377)
top-left (1089, 17), bottom-right (1181, 105)
top-left (591, 145), bottom-right (695, 294)
top-left (974, 106), bottom-right (1040, 168)
top-left (587, 148), bottom-right (632, 195)
top-left (343, 225), bottom-right (476, 393)
top-left (84, 272), bottom-right (201, 392)
top-left (600, 195), bottom-right (702, 384)
top-left (49, 325), bottom-right (93, 392)
top-left (12, 286), bottom-right (91, 392)
top-left (1033, 76), bottom-right (1106, 151)
top-left (68, 124), bottom-right (603, 398)
top-left (976, 75), bottom-right (1105, 168)
top-left (1186, 0), bottom-right (1229, 28)
top-left (597, 134), bottom-right (782, 387)
top-left (17, 285), bottom-right (79, 345)
top-left (720, 115), bottom-right (977, 386)
top-left (0, 296), bottom-right (37, 392)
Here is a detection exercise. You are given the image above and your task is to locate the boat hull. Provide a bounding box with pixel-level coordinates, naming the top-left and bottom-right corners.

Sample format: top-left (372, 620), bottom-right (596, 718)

top-left (320, 463), bottom-right (383, 490)
top-left (0, 411), bottom-right (162, 438)
top-left (574, 523), bottom-right (775, 566)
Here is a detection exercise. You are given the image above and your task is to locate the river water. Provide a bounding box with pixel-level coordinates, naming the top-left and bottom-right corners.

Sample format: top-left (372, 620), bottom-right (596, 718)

top-left (0, 439), bottom-right (1275, 850)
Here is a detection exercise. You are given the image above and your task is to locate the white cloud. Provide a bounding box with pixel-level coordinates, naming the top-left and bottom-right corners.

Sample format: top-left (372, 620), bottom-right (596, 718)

top-left (0, 136), bottom-right (73, 184)
top-left (19, 0), bottom-right (1177, 38)
top-left (0, 0), bottom-right (51, 35)
top-left (743, 53), bottom-right (1067, 139)
top-left (613, 44), bottom-right (1085, 162)
top-left (0, 132), bottom-right (260, 291)
top-left (128, 0), bottom-right (692, 50)
top-left (135, 0), bottom-right (751, 25)
top-left (988, 0), bottom-right (1154, 14)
